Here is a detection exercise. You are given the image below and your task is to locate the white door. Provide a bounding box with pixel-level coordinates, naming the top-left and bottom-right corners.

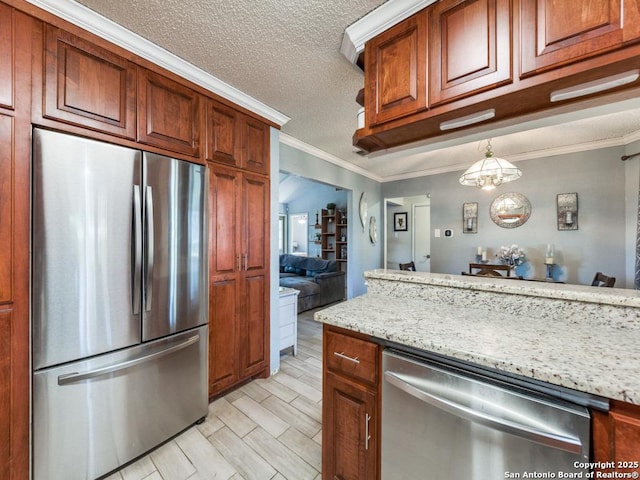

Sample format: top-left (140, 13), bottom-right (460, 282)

top-left (413, 203), bottom-right (431, 272)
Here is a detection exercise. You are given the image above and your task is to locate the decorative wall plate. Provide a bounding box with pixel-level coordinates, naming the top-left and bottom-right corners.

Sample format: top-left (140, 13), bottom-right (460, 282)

top-left (359, 192), bottom-right (368, 229)
top-left (490, 192), bottom-right (531, 228)
top-left (369, 216), bottom-right (377, 244)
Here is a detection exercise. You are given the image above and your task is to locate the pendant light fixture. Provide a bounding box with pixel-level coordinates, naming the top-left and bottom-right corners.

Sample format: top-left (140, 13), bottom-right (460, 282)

top-left (459, 139), bottom-right (522, 190)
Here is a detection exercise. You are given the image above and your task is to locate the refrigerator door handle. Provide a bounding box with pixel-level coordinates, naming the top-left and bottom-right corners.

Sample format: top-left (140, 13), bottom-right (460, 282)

top-left (145, 186), bottom-right (154, 312)
top-left (132, 185), bottom-right (143, 315)
top-left (57, 334), bottom-right (201, 385)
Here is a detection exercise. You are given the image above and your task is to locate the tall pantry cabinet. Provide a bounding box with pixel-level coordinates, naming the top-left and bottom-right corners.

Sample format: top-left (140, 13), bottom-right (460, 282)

top-left (0, 5), bottom-right (35, 480)
top-left (0, 0), bottom-right (276, 475)
top-left (206, 99), bottom-right (271, 397)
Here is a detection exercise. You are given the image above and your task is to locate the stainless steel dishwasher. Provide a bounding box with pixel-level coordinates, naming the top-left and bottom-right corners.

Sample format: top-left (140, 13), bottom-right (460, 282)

top-left (382, 349), bottom-right (594, 479)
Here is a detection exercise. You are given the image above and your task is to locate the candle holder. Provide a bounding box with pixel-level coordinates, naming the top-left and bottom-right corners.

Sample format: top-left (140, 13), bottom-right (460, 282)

top-left (545, 263), bottom-right (555, 281)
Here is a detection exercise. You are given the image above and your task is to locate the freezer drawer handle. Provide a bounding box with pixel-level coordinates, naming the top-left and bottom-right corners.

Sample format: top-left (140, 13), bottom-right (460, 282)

top-left (132, 185), bottom-right (143, 315)
top-left (333, 351), bottom-right (360, 364)
top-left (384, 370), bottom-right (583, 455)
top-left (57, 334), bottom-right (200, 385)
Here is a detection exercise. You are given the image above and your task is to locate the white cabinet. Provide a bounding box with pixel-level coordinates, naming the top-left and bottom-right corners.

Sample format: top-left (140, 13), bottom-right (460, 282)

top-left (279, 287), bottom-right (299, 354)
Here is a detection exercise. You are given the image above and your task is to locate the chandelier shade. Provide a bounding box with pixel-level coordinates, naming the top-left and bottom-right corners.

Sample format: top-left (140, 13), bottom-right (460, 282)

top-left (459, 142), bottom-right (521, 190)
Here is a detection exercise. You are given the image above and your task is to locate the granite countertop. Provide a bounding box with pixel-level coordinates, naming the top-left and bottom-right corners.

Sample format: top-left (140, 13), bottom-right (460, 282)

top-left (314, 270), bottom-right (640, 405)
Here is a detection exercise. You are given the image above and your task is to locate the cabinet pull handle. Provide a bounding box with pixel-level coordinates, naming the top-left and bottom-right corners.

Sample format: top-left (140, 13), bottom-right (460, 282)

top-left (237, 254), bottom-right (241, 272)
top-left (365, 413), bottom-right (371, 450)
top-left (333, 351), bottom-right (360, 364)
top-left (244, 253), bottom-right (248, 271)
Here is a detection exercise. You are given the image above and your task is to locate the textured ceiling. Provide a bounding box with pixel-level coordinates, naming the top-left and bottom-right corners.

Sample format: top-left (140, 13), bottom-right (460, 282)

top-left (74, 0), bottom-right (640, 181)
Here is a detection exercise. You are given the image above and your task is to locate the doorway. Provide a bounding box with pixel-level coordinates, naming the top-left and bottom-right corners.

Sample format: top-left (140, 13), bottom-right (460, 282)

top-left (384, 194), bottom-right (431, 271)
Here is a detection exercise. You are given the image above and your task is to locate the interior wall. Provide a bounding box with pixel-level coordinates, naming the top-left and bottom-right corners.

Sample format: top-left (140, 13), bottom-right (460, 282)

top-left (385, 195), bottom-right (429, 269)
top-left (383, 145), bottom-right (629, 287)
top-left (279, 143), bottom-right (383, 298)
top-left (625, 139), bottom-right (640, 288)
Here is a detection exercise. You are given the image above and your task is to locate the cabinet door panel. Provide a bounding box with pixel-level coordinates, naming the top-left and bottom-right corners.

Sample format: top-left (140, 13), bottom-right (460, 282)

top-left (0, 114), bottom-right (11, 302)
top-left (44, 26), bottom-right (136, 138)
top-left (209, 166), bottom-right (240, 276)
top-left (0, 309), bottom-right (10, 480)
top-left (429, 0), bottom-right (512, 106)
top-left (208, 279), bottom-right (238, 395)
top-left (206, 100), bottom-right (240, 168)
top-left (138, 69), bottom-right (201, 157)
top-left (242, 116), bottom-right (269, 175)
top-left (323, 372), bottom-right (377, 480)
top-left (243, 174), bottom-right (269, 272)
top-left (520, 0), bottom-right (640, 76)
top-left (239, 273), bottom-right (267, 377)
top-left (0, 4), bottom-right (13, 110)
top-left (610, 410), bottom-right (640, 461)
top-left (365, 11), bottom-right (428, 126)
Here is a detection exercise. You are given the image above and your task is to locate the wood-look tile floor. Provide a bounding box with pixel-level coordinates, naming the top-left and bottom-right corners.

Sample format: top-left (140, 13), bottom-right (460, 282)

top-left (105, 309), bottom-right (324, 480)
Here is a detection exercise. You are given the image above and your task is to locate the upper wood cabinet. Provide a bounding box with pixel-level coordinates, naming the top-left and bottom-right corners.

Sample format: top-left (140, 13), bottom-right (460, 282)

top-left (206, 99), bottom-right (270, 175)
top-left (429, 0), bottom-right (512, 106)
top-left (365, 10), bottom-right (428, 126)
top-left (520, 0), bottom-right (640, 77)
top-left (138, 68), bottom-right (201, 157)
top-left (0, 4), bottom-right (13, 110)
top-left (44, 26), bottom-right (137, 139)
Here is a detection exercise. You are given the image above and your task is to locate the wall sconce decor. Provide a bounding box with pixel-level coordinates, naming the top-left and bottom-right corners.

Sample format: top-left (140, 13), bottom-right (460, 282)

top-left (557, 193), bottom-right (578, 230)
top-left (463, 202), bottom-right (478, 233)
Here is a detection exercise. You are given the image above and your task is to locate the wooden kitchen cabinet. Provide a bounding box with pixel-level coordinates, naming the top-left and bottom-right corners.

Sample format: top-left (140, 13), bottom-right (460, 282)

top-left (138, 68), bottom-right (201, 157)
top-left (323, 326), bottom-right (379, 480)
top-left (0, 113), bottom-right (12, 303)
top-left (520, 0), bottom-right (640, 77)
top-left (206, 99), bottom-right (270, 175)
top-left (355, 0), bottom-right (640, 154)
top-left (0, 4), bottom-right (13, 110)
top-left (364, 9), bottom-right (428, 126)
top-left (0, 307), bottom-right (11, 480)
top-left (593, 400), bottom-right (640, 474)
top-left (428, 0), bottom-right (512, 106)
top-left (43, 25), bottom-right (137, 139)
top-left (207, 163), bottom-right (270, 397)
top-left (0, 7), bottom-right (35, 480)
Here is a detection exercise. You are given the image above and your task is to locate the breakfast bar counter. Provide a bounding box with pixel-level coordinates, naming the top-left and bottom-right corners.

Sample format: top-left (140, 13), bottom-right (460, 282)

top-left (315, 269), bottom-right (640, 404)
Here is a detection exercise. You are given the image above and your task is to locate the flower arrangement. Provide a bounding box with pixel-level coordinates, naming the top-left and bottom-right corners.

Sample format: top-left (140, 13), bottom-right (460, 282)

top-left (496, 244), bottom-right (526, 267)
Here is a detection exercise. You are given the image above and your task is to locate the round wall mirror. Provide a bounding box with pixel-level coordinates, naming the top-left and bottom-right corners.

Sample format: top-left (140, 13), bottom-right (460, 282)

top-left (490, 192), bottom-right (531, 228)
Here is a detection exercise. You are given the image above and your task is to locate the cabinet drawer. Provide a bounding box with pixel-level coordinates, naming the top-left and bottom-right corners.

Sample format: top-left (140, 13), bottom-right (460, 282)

top-left (325, 329), bottom-right (378, 385)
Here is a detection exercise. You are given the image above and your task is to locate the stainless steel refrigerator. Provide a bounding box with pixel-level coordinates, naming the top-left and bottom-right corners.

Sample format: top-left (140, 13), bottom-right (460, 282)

top-left (31, 128), bottom-right (209, 480)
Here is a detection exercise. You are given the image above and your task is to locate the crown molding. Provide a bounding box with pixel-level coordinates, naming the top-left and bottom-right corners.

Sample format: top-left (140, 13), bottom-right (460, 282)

top-left (25, 0), bottom-right (290, 127)
top-left (279, 133), bottom-right (383, 183)
top-left (340, 0), bottom-right (437, 64)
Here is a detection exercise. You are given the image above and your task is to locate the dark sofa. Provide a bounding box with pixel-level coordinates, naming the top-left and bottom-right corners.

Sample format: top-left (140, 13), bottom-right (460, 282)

top-left (279, 254), bottom-right (346, 312)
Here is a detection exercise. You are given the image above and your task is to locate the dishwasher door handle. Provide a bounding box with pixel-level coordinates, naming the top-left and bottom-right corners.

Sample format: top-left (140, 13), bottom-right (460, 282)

top-left (384, 370), bottom-right (583, 455)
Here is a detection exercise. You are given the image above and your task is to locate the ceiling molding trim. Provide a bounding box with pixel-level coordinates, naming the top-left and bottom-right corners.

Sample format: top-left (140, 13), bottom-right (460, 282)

top-left (25, 0), bottom-right (290, 126)
top-left (340, 0), bottom-right (437, 64)
top-left (380, 136), bottom-right (630, 183)
top-left (279, 133), bottom-right (383, 182)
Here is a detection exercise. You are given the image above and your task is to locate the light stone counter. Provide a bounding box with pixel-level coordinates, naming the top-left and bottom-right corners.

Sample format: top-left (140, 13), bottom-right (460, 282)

top-left (314, 270), bottom-right (640, 405)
